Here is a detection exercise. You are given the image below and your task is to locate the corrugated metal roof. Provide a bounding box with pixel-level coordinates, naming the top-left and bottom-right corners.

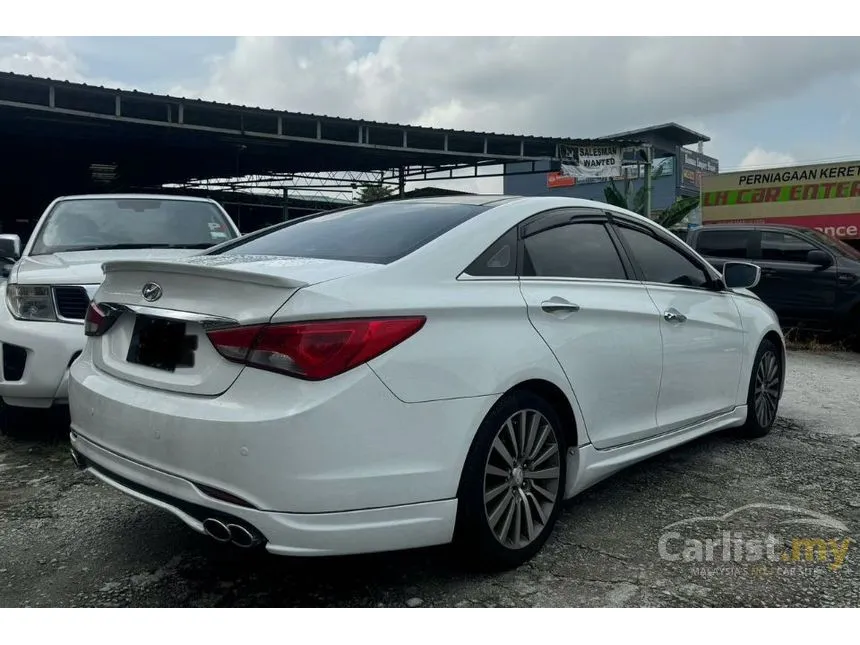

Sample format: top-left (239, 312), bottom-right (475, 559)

top-left (600, 122), bottom-right (710, 146)
top-left (0, 70), bottom-right (642, 147)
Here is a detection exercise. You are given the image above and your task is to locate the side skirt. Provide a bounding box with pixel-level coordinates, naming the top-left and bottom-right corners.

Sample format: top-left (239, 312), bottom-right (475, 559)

top-left (564, 405), bottom-right (748, 499)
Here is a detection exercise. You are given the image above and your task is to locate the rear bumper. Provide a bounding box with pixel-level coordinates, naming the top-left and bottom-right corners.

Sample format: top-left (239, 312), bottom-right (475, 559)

top-left (0, 311), bottom-right (83, 408)
top-left (70, 432), bottom-right (458, 557)
top-left (70, 350), bottom-right (491, 514)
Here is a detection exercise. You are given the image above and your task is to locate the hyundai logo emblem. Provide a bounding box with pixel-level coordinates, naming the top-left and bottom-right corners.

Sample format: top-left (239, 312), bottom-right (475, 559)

top-left (141, 282), bottom-right (163, 302)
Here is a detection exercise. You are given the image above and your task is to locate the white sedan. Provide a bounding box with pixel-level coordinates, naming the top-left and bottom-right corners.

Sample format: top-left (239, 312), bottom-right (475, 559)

top-left (68, 196), bottom-right (785, 570)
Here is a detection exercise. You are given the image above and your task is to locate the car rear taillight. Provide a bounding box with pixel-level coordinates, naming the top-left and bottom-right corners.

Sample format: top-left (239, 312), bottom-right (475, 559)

top-left (206, 317), bottom-right (426, 381)
top-left (84, 301), bottom-right (120, 337)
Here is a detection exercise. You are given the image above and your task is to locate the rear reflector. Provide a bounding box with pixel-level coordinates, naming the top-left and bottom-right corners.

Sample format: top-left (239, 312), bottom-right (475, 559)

top-left (207, 317), bottom-right (426, 381)
top-left (194, 482), bottom-right (257, 509)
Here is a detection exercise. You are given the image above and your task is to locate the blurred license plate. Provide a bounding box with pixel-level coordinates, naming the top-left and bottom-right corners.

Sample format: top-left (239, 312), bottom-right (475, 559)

top-left (126, 315), bottom-right (196, 371)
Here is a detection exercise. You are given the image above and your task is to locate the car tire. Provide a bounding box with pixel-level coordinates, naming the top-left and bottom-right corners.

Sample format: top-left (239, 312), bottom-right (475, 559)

top-left (453, 390), bottom-right (567, 571)
top-left (737, 338), bottom-right (782, 439)
top-left (845, 307), bottom-right (860, 353)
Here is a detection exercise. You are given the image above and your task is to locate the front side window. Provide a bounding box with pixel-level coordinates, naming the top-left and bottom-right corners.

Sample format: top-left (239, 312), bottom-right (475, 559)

top-left (215, 201), bottom-right (487, 265)
top-left (805, 229), bottom-right (860, 260)
top-left (522, 222), bottom-right (627, 280)
top-left (31, 198), bottom-right (235, 255)
top-left (760, 231), bottom-right (817, 262)
top-left (696, 229), bottom-right (751, 259)
top-left (617, 226), bottom-right (710, 288)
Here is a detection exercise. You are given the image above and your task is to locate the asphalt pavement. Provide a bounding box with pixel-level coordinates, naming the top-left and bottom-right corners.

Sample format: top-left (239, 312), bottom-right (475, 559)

top-left (0, 350), bottom-right (858, 607)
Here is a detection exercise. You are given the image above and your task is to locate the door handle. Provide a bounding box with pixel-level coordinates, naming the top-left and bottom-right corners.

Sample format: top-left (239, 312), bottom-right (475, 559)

top-left (663, 308), bottom-right (687, 323)
top-left (541, 297), bottom-right (580, 314)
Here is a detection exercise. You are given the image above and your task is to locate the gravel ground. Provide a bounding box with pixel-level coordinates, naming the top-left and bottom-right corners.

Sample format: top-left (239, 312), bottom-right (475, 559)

top-left (0, 350), bottom-right (858, 608)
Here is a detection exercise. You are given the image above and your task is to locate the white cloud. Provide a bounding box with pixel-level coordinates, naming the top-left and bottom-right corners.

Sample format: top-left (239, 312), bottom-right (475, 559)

top-left (4, 36), bottom-right (860, 191)
top-left (6, 36), bottom-right (860, 146)
top-left (184, 36), bottom-right (860, 140)
top-left (738, 147), bottom-right (797, 170)
top-left (0, 37), bottom-right (85, 80)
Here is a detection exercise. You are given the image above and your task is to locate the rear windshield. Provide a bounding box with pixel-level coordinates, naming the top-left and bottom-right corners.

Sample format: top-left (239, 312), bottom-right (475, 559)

top-left (213, 201), bottom-right (488, 264)
top-left (30, 198), bottom-right (236, 255)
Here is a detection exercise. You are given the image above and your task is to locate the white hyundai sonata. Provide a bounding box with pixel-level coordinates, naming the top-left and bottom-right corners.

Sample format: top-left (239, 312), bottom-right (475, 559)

top-left (68, 195), bottom-right (785, 570)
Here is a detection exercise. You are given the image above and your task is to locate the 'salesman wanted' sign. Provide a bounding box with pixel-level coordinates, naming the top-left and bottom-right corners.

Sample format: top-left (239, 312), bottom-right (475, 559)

top-left (561, 145), bottom-right (622, 180)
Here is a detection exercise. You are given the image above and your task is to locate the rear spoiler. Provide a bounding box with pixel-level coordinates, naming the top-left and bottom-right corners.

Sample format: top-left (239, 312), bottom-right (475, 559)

top-left (101, 259), bottom-right (309, 290)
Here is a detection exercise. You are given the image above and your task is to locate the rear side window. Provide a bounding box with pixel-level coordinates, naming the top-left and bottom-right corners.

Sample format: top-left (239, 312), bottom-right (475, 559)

top-left (696, 229), bottom-right (751, 259)
top-left (465, 226), bottom-right (518, 277)
top-left (522, 222), bottom-right (627, 280)
top-left (216, 201), bottom-right (487, 264)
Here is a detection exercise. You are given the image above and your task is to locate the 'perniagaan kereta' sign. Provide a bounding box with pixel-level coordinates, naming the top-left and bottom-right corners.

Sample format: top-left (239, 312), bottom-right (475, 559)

top-left (701, 160), bottom-right (860, 240)
top-left (560, 145), bottom-right (622, 180)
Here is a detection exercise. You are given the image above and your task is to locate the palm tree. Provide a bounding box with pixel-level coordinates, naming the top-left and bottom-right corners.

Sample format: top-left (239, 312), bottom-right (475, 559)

top-left (603, 166), bottom-right (699, 230)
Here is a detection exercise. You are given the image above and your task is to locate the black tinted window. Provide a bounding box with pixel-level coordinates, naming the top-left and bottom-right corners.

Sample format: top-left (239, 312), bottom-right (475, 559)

top-left (696, 229), bottom-right (750, 259)
top-left (523, 222), bottom-right (626, 280)
top-left (761, 231), bottom-right (817, 262)
top-left (466, 227), bottom-right (518, 277)
top-left (217, 201), bottom-right (486, 264)
top-left (618, 226), bottom-right (709, 288)
top-left (806, 229), bottom-right (860, 260)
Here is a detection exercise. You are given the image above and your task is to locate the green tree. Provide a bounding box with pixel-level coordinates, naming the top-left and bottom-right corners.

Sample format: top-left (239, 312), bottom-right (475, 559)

top-left (357, 184), bottom-right (395, 203)
top-left (603, 166), bottom-right (699, 230)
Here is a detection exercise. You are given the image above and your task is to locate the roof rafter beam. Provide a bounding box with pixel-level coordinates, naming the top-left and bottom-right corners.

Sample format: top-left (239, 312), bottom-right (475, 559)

top-left (0, 95), bottom-right (555, 163)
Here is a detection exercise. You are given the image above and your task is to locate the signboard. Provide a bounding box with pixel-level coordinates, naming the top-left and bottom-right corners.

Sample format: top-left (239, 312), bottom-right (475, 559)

top-left (618, 157), bottom-right (675, 180)
top-left (560, 145), bottom-right (623, 180)
top-left (681, 150), bottom-right (719, 189)
top-left (547, 171), bottom-right (575, 189)
top-left (701, 160), bottom-right (860, 239)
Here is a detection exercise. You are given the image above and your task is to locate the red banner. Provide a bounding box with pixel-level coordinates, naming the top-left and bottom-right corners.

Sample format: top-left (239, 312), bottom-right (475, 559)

top-left (709, 212), bottom-right (860, 239)
top-left (547, 172), bottom-right (575, 189)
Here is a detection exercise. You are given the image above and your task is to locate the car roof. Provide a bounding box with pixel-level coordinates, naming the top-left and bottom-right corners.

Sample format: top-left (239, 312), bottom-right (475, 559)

top-left (393, 194), bottom-right (652, 222)
top-left (54, 193), bottom-right (219, 204)
top-left (391, 195), bottom-right (523, 207)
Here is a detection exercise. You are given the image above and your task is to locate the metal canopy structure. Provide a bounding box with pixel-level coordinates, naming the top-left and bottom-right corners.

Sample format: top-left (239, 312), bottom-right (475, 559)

top-left (600, 122), bottom-right (710, 148)
top-left (0, 71), bottom-right (643, 234)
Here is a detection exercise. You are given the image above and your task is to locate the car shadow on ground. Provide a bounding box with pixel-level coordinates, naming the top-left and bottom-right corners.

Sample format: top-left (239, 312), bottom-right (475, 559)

top-left (0, 405), bottom-right (71, 443)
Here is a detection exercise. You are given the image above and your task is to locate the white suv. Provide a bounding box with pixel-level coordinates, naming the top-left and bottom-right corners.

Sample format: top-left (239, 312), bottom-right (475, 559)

top-left (0, 194), bottom-right (240, 429)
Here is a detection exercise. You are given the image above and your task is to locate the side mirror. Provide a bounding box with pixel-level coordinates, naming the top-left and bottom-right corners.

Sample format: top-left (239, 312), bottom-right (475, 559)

top-left (806, 249), bottom-right (832, 267)
top-left (723, 261), bottom-right (761, 290)
top-left (0, 234), bottom-right (21, 259)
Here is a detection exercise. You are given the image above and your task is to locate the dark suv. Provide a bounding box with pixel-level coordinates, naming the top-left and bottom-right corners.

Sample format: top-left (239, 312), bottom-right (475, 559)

top-left (686, 224), bottom-right (860, 348)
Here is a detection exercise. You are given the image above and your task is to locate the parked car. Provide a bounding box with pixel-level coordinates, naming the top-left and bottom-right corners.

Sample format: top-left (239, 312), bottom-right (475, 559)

top-left (686, 224), bottom-right (860, 348)
top-left (0, 234), bottom-right (21, 280)
top-left (68, 196), bottom-right (784, 570)
top-left (0, 194), bottom-right (241, 430)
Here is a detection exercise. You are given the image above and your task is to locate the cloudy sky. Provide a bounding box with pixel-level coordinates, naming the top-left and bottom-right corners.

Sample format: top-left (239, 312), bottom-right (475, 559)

top-left (3, 36), bottom-right (859, 181)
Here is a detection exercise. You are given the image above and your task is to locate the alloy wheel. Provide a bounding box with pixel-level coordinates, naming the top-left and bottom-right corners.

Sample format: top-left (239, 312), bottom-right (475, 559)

top-left (483, 409), bottom-right (561, 550)
top-left (753, 351), bottom-right (780, 428)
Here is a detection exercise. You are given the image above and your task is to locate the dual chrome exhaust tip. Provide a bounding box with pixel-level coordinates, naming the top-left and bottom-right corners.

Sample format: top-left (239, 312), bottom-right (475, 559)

top-left (202, 518), bottom-right (262, 549)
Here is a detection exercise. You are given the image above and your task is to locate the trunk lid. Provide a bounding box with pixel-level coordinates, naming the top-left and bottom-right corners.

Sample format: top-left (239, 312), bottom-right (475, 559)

top-left (90, 254), bottom-right (376, 396)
